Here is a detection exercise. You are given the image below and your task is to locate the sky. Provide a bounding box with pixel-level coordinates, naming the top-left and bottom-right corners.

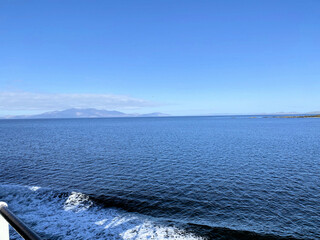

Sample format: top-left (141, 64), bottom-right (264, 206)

top-left (0, 0), bottom-right (319, 116)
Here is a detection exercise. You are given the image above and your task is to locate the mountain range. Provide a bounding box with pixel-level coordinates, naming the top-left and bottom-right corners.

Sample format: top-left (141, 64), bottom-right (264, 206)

top-left (2, 108), bottom-right (169, 119)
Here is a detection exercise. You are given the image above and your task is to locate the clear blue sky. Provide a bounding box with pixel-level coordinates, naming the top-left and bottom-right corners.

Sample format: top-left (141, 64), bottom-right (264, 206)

top-left (0, 0), bottom-right (319, 116)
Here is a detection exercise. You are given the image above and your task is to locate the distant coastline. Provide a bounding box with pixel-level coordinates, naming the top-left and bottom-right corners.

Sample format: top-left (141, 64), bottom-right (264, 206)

top-left (272, 114), bottom-right (320, 118)
top-left (2, 109), bottom-right (320, 120)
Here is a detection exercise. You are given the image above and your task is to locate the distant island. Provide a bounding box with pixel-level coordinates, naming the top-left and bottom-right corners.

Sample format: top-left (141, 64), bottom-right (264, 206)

top-left (1, 108), bottom-right (169, 119)
top-left (273, 114), bottom-right (320, 118)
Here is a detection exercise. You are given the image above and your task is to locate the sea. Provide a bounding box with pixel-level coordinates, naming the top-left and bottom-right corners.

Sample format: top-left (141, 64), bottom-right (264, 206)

top-left (0, 116), bottom-right (319, 240)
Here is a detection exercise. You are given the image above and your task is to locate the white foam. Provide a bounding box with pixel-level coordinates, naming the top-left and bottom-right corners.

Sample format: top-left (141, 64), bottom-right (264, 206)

top-left (104, 216), bottom-right (139, 229)
top-left (120, 220), bottom-right (202, 240)
top-left (95, 219), bottom-right (108, 226)
top-left (28, 186), bottom-right (41, 191)
top-left (64, 191), bottom-right (92, 212)
top-left (95, 216), bottom-right (202, 239)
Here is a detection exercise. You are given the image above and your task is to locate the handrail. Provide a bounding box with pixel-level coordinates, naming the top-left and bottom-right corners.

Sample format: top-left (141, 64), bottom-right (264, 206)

top-left (0, 202), bottom-right (42, 240)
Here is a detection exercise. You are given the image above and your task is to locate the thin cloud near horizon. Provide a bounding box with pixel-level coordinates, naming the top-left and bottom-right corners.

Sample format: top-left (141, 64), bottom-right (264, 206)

top-left (0, 92), bottom-right (157, 112)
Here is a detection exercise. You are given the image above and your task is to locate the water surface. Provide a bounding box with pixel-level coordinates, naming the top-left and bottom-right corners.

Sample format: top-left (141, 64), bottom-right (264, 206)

top-left (0, 117), bottom-right (319, 239)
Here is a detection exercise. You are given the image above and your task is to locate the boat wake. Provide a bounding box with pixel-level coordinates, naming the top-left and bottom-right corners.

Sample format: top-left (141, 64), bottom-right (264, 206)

top-left (0, 184), bottom-right (204, 240)
top-left (0, 184), bottom-right (302, 240)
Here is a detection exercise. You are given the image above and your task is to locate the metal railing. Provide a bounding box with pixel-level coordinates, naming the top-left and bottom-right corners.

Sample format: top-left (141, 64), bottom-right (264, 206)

top-left (0, 202), bottom-right (41, 240)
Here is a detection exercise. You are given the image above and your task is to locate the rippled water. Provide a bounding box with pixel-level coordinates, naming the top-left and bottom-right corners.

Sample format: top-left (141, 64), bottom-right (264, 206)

top-left (0, 117), bottom-right (319, 239)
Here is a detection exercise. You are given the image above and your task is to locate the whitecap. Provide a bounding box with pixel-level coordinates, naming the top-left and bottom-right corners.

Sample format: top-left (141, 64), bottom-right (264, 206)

top-left (95, 219), bottom-right (108, 226)
top-left (28, 186), bottom-right (41, 191)
top-left (63, 191), bottom-right (93, 212)
top-left (120, 220), bottom-right (203, 240)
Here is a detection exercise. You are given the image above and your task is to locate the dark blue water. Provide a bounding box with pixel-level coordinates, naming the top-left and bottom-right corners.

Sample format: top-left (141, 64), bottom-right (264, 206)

top-left (0, 117), bottom-right (319, 239)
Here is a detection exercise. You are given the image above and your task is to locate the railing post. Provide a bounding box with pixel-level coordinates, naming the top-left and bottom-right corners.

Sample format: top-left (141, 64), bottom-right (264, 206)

top-left (0, 202), bottom-right (9, 240)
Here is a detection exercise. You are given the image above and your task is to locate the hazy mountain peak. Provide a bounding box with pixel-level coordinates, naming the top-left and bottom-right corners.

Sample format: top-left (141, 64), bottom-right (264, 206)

top-left (2, 108), bottom-right (169, 119)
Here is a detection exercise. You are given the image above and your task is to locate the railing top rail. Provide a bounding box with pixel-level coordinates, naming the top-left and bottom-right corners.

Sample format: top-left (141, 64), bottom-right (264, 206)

top-left (0, 202), bottom-right (42, 240)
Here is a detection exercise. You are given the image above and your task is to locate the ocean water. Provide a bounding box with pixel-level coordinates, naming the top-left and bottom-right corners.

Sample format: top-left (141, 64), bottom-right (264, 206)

top-left (0, 116), bottom-right (319, 240)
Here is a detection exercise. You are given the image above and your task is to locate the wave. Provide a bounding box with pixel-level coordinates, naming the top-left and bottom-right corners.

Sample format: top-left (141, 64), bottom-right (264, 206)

top-left (0, 184), bottom-right (304, 240)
